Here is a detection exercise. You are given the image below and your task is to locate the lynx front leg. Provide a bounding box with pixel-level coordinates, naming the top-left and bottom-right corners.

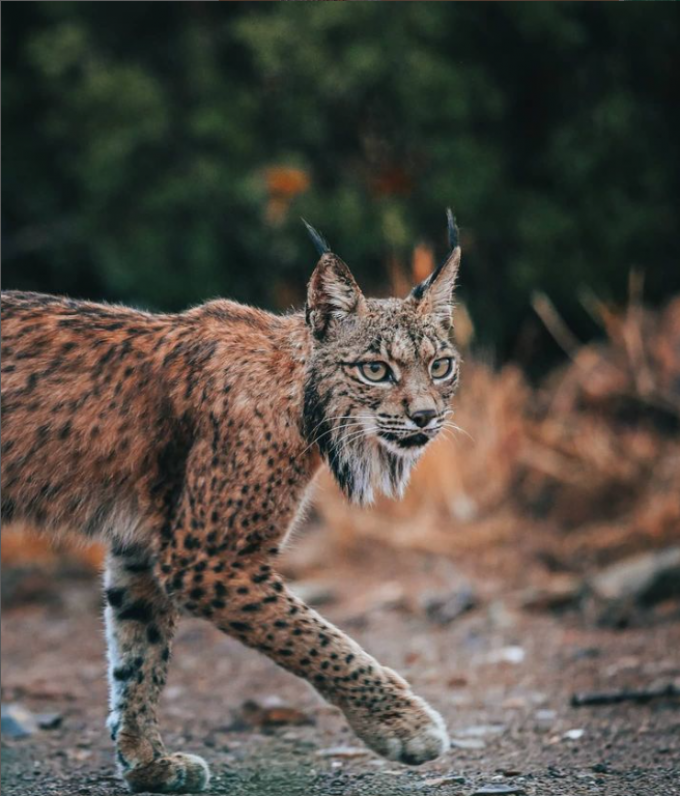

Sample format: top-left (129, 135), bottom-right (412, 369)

top-left (169, 561), bottom-right (449, 765)
top-left (105, 545), bottom-right (210, 793)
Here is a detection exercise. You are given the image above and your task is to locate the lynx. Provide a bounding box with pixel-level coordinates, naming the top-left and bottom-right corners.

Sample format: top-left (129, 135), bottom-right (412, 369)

top-left (1, 213), bottom-right (462, 793)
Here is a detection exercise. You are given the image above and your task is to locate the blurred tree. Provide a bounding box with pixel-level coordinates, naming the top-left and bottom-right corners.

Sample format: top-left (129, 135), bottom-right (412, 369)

top-left (2, 3), bottom-right (678, 370)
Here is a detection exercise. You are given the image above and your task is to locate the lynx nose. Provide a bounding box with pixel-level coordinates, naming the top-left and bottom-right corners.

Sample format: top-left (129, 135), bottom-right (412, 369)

top-left (409, 409), bottom-right (437, 429)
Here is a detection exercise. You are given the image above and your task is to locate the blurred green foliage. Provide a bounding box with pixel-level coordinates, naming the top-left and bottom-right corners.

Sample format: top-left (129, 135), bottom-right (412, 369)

top-left (2, 3), bottom-right (678, 368)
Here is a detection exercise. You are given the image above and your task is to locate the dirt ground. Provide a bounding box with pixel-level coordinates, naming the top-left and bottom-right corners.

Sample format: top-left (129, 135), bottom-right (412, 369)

top-left (2, 536), bottom-right (680, 796)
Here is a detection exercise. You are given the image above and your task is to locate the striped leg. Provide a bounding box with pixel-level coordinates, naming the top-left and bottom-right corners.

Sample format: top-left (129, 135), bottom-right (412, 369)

top-left (104, 545), bottom-right (209, 793)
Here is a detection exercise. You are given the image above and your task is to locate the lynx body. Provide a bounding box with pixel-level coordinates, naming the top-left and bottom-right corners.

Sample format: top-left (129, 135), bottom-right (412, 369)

top-left (1, 226), bottom-right (461, 793)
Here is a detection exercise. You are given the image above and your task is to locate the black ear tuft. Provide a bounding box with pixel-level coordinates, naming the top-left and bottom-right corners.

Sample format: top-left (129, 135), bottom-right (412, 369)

top-left (302, 219), bottom-right (331, 257)
top-left (446, 208), bottom-right (459, 252)
top-left (408, 209), bottom-right (461, 329)
top-left (409, 208), bottom-right (460, 302)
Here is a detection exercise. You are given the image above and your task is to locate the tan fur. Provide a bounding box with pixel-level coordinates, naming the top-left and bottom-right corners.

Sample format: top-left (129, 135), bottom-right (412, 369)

top-left (1, 242), bottom-right (461, 793)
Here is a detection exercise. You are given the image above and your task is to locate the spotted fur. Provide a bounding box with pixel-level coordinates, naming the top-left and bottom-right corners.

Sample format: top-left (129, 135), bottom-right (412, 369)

top-left (1, 235), bottom-right (461, 793)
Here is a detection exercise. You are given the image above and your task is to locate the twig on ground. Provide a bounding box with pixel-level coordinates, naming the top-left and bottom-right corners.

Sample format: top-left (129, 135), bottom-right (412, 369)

top-left (571, 684), bottom-right (680, 707)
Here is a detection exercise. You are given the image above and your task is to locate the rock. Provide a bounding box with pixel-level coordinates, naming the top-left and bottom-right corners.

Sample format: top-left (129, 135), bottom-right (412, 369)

top-left (225, 698), bottom-right (314, 731)
top-left (450, 737), bottom-right (486, 750)
top-left (519, 575), bottom-right (582, 612)
top-left (457, 724), bottom-right (506, 737)
top-left (1, 704), bottom-right (38, 738)
top-left (563, 728), bottom-right (585, 740)
top-left (590, 546), bottom-right (680, 607)
top-left (422, 586), bottom-right (478, 625)
top-left (68, 748), bottom-right (92, 762)
top-left (535, 709), bottom-right (557, 723)
top-left (571, 646), bottom-right (601, 660)
top-left (470, 786), bottom-right (526, 795)
top-left (591, 763), bottom-right (610, 774)
top-left (316, 746), bottom-right (371, 758)
top-left (501, 696), bottom-right (528, 709)
top-left (484, 646), bottom-right (525, 665)
top-left (421, 774), bottom-right (467, 787)
top-left (37, 712), bottom-right (63, 730)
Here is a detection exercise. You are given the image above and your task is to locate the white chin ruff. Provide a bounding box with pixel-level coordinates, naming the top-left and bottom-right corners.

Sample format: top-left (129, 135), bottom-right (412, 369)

top-left (342, 438), bottom-right (418, 505)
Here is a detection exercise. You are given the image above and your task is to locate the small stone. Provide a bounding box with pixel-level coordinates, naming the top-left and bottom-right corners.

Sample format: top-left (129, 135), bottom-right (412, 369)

top-left (68, 748), bottom-right (93, 762)
top-left (458, 724), bottom-right (505, 737)
top-left (519, 576), bottom-right (581, 613)
top-left (316, 746), bottom-right (371, 759)
top-left (225, 698), bottom-right (314, 731)
top-left (571, 646), bottom-right (601, 660)
top-left (591, 763), bottom-right (610, 774)
top-left (501, 697), bottom-right (527, 710)
top-left (471, 786), bottom-right (526, 795)
top-left (421, 774), bottom-right (467, 787)
top-left (451, 737), bottom-right (486, 750)
top-left (590, 547), bottom-right (680, 605)
top-left (1, 704), bottom-right (38, 738)
top-left (534, 709), bottom-right (557, 722)
top-left (563, 728), bottom-right (585, 740)
top-left (422, 587), bottom-right (478, 625)
top-left (37, 712), bottom-right (63, 730)
top-left (484, 646), bottom-right (525, 665)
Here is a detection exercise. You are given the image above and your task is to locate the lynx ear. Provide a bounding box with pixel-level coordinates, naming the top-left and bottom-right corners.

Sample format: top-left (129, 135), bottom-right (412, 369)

top-left (306, 252), bottom-right (366, 339)
top-left (410, 209), bottom-right (461, 330)
top-left (304, 220), bottom-right (366, 339)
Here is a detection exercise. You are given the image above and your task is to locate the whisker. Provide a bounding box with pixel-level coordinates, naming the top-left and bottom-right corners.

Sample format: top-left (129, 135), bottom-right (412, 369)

top-left (441, 420), bottom-right (474, 443)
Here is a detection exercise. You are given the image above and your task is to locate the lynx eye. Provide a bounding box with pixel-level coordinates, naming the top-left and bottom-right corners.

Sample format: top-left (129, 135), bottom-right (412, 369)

top-left (359, 361), bottom-right (392, 383)
top-left (430, 357), bottom-right (454, 380)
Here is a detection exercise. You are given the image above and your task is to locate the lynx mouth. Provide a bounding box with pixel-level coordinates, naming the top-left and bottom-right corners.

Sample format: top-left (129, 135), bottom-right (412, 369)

top-left (378, 430), bottom-right (433, 450)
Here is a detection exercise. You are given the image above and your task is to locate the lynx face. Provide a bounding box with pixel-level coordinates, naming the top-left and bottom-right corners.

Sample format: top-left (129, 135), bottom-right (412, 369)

top-left (304, 239), bottom-right (461, 506)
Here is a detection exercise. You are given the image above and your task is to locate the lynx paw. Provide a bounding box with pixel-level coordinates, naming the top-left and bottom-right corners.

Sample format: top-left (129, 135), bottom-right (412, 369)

top-left (346, 676), bottom-right (449, 765)
top-left (123, 752), bottom-right (210, 793)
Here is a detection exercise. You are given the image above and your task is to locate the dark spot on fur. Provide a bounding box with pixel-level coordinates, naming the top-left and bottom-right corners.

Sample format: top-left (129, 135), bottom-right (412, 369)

top-left (113, 665), bottom-right (134, 681)
top-left (146, 625), bottom-right (162, 644)
top-left (118, 600), bottom-right (153, 623)
top-left (106, 588), bottom-right (126, 608)
top-left (229, 621), bottom-right (252, 633)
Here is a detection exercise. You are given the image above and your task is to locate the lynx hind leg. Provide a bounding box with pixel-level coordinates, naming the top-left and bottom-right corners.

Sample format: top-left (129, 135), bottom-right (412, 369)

top-left (105, 545), bottom-right (210, 793)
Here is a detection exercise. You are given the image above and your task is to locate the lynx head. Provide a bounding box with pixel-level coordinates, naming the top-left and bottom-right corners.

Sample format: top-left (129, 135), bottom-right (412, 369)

top-left (303, 212), bottom-right (462, 505)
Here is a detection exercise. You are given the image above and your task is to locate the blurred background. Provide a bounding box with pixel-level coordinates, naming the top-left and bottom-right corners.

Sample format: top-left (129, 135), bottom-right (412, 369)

top-left (2, 5), bottom-right (680, 795)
